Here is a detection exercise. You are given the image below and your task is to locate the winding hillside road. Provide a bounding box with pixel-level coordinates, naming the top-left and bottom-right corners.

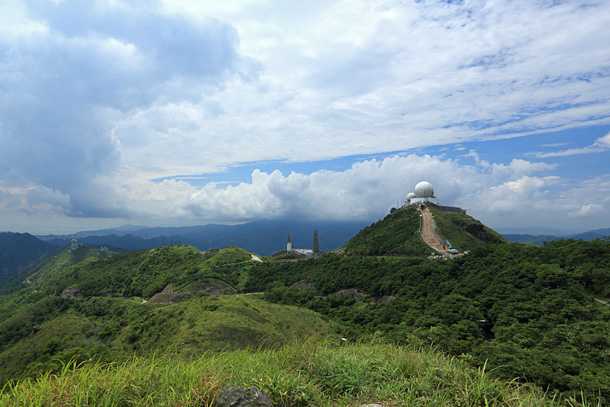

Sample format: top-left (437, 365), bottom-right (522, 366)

top-left (419, 205), bottom-right (448, 254)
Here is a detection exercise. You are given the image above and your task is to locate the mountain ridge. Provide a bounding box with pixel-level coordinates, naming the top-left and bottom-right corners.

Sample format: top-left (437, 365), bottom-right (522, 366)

top-left (0, 232), bottom-right (59, 290)
top-left (503, 227), bottom-right (610, 244)
top-left (37, 219), bottom-right (371, 256)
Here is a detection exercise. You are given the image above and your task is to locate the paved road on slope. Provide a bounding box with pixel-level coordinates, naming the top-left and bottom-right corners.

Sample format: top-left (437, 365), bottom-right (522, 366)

top-left (419, 205), bottom-right (447, 254)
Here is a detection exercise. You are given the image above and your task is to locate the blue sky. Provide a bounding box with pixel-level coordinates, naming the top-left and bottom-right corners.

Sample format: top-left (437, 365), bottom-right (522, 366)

top-left (163, 126), bottom-right (610, 186)
top-left (1, 0), bottom-right (609, 234)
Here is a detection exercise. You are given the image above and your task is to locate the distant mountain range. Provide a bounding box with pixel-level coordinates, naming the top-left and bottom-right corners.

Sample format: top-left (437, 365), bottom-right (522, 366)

top-left (502, 228), bottom-right (610, 245)
top-left (30, 221), bottom-right (610, 254)
top-left (36, 219), bottom-right (372, 256)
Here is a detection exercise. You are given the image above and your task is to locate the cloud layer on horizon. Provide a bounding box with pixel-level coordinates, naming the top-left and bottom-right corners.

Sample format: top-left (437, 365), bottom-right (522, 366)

top-left (81, 154), bottom-right (610, 231)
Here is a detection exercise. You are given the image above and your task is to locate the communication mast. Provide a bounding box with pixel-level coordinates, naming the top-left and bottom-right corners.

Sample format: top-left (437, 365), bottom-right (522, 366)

top-left (313, 229), bottom-right (319, 254)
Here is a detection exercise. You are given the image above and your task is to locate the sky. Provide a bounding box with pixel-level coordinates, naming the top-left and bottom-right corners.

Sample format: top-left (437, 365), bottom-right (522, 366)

top-left (1, 0), bottom-right (610, 235)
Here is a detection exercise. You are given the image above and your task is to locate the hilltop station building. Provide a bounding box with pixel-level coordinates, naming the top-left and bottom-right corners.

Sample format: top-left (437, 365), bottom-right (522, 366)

top-left (285, 230), bottom-right (320, 257)
top-left (405, 181), bottom-right (466, 214)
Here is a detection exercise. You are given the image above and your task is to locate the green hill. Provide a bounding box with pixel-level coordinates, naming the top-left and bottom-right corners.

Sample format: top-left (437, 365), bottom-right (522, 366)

top-left (0, 232), bottom-right (59, 291)
top-left (0, 294), bottom-right (333, 385)
top-left (343, 205), bottom-right (508, 256)
top-left (0, 244), bottom-right (333, 386)
top-left (1, 222), bottom-right (609, 405)
top-left (428, 207), bottom-right (508, 251)
top-left (234, 238), bottom-right (610, 403)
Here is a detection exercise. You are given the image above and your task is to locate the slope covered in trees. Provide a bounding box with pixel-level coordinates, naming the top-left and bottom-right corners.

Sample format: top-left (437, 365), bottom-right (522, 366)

top-left (0, 245), bottom-right (333, 386)
top-left (1, 217), bottom-right (609, 405)
top-left (343, 205), bottom-right (508, 256)
top-left (215, 238), bottom-right (610, 402)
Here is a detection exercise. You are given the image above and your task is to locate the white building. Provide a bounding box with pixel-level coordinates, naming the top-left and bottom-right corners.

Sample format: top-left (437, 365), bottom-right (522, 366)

top-left (406, 181), bottom-right (439, 205)
top-left (404, 181), bottom-right (466, 214)
top-left (285, 232), bottom-right (315, 257)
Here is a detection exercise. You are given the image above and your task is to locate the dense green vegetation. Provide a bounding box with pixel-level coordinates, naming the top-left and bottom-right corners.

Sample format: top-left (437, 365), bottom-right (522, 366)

top-left (0, 245), bottom-right (332, 385)
top-left (428, 207), bottom-right (508, 250)
top-left (343, 206), bottom-right (430, 255)
top-left (343, 206), bottom-right (508, 256)
top-left (0, 212), bottom-right (609, 405)
top-left (0, 340), bottom-right (598, 407)
top-left (0, 293), bottom-right (333, 385)
top-left (206, 238), bottom-right (610, 403)
top-left (1, 245), bottom-right (255, 304)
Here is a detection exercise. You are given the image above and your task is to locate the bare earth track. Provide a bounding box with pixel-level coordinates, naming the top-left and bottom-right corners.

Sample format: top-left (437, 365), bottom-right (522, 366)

top-left (418, 205), bottom-right (449, 255)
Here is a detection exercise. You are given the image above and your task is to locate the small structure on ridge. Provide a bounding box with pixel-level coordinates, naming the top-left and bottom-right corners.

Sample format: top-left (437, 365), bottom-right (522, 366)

top-left (405, 181), bottom-right (466, 214)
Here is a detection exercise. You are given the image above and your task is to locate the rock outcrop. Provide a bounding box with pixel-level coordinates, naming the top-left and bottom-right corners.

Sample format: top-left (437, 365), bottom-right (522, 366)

top-left (148, 278), bottom-right (237, 303)
top-left (332, 288), bottom-right (366, 298)
top-left (216, 386), bottom-right (273, 407)
top-left (61, 288), bottom-right (83, 298)
top-left (291, 279), bottom-right (322, 296)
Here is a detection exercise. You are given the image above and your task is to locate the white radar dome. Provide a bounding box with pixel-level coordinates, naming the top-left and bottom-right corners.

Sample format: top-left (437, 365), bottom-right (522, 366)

top-left (406, 192), bottom-right (416, 200)
top-left (414, 181), bottom-right (434, 198)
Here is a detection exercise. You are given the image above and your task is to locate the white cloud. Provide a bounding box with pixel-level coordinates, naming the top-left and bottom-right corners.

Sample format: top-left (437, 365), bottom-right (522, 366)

top-left (0, 0), bottom-right (256, 218)
top-left (117, 154), bottom-right (580, 230)
top-left (532, 132), bottom-right (610, 158)
top-left (26, 186), bottom-right (71, 209)
top-left (3, 148), bottom-right (608, 233)
top-left (570, 204), bottom-right (605, 218)
top-left (594, 133), bottom-right (610, 148)
top-left (490, 159), bottom-right (556, 179)
top-left (113, 0), bottom-right (610, 179)
top-left (505, 176), bottom-right (558, 195)
top-left (1, 0), bottom-right (610, 232)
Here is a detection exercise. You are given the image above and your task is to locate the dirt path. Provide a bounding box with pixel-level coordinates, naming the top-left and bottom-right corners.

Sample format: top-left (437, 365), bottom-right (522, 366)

top-left (419, 205), bottom-right (447, 254)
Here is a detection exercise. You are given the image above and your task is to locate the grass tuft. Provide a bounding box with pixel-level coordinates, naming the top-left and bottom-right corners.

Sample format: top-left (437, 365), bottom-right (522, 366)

top-left (0, 339), bottom-right (602, 406)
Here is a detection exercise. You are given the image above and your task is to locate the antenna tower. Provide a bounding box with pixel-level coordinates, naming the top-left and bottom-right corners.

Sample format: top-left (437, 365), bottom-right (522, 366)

top-left (313, 229), bottom-right (319, 254)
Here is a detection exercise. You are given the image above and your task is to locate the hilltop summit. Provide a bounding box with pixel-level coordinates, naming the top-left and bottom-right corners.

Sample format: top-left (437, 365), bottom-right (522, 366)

top-left (343, 205), bottom-right (507, 256)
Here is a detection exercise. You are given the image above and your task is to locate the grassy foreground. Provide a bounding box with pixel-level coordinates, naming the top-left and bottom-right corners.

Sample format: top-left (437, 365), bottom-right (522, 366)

top-left (0, 339), bottom-right (600, 407)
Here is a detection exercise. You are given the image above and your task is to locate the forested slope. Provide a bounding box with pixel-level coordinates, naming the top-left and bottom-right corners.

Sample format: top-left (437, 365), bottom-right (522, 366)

top-left (1, 220), bottom-right (609, 404)
top-left (0, 245), bottom-right (333, 385)
top-left (211, 238), bottom-right (610, 402)
top-left (343, 205), bottom-right (508, 256)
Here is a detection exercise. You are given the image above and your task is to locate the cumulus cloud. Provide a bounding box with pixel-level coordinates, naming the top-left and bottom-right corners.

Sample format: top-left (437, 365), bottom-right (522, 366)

top-left (570, 204), bottom-right (605, 218)
top-left (121, 154), bottom-right (587, 231)
top-left (505, 176), bottom-right (558, 195)
top-left (115, 154), bottom-right (474, 223)
top-left (0, 0), bottom-right (258, 219)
